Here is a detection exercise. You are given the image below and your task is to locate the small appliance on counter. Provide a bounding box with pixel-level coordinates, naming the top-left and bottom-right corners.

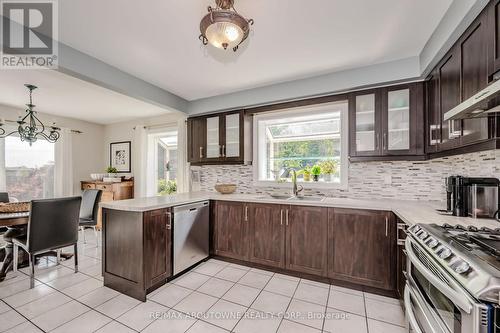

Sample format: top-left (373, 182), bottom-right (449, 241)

top-left (445, 176), bottom-right (500, 219)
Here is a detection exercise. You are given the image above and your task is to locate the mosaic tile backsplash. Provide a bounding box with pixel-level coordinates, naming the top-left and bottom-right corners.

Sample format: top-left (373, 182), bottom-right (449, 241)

top-left (198, 150), bottom-right (500, 201)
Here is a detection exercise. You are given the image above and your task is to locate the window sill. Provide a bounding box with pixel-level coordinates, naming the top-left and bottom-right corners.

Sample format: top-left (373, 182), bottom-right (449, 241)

top-left (252, 180), bottom-right (348, 191)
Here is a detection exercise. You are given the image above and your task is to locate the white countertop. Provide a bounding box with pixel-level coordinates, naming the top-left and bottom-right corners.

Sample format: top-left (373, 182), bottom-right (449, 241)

top-left (100, 191), bottom-right (500, 229)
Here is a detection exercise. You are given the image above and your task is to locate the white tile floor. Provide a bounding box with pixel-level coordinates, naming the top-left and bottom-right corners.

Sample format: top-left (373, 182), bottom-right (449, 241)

top-left (0, 230), bottom-right (407, 332)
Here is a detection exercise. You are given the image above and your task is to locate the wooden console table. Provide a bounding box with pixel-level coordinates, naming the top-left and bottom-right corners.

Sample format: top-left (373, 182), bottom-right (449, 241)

top-left (80, 179), bottom-right (134, 229)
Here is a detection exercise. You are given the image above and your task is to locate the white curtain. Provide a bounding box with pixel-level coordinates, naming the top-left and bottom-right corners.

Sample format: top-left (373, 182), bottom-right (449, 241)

top-left (0, 138), bottom-right (5, 192)
top-left (133, 125), bottom-right (148, 198)
top-left (54, 128), bottom-right (73, 197)
top-left (176, 118), bottom-right (189, 193)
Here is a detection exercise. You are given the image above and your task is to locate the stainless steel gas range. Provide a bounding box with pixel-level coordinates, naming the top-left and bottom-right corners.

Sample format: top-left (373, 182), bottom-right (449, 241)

top-left (405, 223), bottom-right (500, 333)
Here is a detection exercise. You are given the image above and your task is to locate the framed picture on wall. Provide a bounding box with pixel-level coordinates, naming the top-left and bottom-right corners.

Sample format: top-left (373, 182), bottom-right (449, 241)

top-left (110, 141), bottom-right (131, 173)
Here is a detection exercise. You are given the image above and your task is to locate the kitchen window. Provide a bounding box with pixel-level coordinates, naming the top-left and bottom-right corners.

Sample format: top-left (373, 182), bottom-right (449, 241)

top-left (0, 136), bottom-right (55, 201)
top-left (253, 101), bottom-right (348, 188)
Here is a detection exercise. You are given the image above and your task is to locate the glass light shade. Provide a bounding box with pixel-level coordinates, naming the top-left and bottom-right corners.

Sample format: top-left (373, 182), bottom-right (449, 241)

top-left (205, 21), bottom-right (244, 49)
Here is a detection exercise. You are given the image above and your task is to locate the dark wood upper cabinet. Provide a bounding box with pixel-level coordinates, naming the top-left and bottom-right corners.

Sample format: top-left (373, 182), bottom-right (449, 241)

top-left (488, 0), bottom-right (500, 78)
top-left (213, 201), bottom-right (249, 261)
top-left (349, 83), bottom-right (424, 160)
top-left (187, 110), bottom-right (250, 165)
top-left (286, 205), bottom-right (328, 277)
top-left (460, 10), bottom-right (490, 145)
top-left (426, 69), bottom-right (441, 153)
top-left (328, 208), bottom-right (396, 290)
top-left (349, 89), bottom-right (383, 157)
top-left (247, 203), bottom-right (286, 269)
top-left (438, 50), bottom-right (462, 151)
top-left (381, 83), bottom-right (424, 156)
top-left (187, 116), bottom-right (207, 164)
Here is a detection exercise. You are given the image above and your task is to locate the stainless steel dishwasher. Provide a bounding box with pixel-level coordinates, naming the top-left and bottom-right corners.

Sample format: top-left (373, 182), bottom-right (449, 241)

top-left (172, 201), bottom-right (209, 275)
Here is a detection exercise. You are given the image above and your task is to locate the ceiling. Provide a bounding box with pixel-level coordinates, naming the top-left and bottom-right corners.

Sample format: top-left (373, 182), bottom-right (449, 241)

top-left (58, 0), bottom-right (453, 101)
top-left (0, 70), bottom-right (175, 125)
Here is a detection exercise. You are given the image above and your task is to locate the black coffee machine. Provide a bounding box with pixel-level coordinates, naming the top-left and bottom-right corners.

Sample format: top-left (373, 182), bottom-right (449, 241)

top-left (446, 176), bottom-right (500, 218)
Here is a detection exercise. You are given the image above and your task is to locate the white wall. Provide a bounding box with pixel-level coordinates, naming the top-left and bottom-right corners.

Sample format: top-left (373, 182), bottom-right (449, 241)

top-left (103, 112), bottom-right (186, 176)
top-left (0, 104), bottom-right (106, 195)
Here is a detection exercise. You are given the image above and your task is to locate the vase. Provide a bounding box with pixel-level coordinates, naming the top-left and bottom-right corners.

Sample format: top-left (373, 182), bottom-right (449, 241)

top-left (313, 175), bottom-right (320, 182)
top-left (324, 174), bottom-right (333, 182)
top-left (303, 174), bottom-right (311, 182)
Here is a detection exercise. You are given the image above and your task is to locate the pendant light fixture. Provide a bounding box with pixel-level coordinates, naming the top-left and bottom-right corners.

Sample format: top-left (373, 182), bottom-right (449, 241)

top-left (199, 0), bottom-right (254, 52)
top-left (0, 84), bottom-right (60, 145)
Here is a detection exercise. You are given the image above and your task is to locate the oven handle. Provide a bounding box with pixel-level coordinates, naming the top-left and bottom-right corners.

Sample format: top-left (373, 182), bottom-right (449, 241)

top-left (406, 237), bottom-right (473, 314)
top-left (404, 286), bottom-right (425, 333)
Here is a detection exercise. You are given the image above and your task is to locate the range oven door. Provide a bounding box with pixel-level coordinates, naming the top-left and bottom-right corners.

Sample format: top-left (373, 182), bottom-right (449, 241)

top-left (405, 237), bottom-right (491, 333)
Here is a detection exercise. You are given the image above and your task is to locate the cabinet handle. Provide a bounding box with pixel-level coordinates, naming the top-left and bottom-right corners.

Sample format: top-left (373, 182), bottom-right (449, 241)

top-left (383, 133), bottom-right (387, 150)
top-left (280, 209), bottom-right (283, 226)
top-left (222, 145), bottom-right (226, 158)
top-left (375, 133), bottom-right (380, 150)
top-left (244, 206), bottom-right (248, 222)
top-left (286, 210), bottom-right (289, 226)
top-left (199, 147), bottom-right (203, 159)
top-left (166, 211), bottom-right (172, 230)
top-left (385, 217), bottom-right (389, 237)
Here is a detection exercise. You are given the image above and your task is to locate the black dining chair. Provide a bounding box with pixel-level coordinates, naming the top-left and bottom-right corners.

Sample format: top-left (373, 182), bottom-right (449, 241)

top-left (0, 192), bottom-right (9, 203)
top-left (0, 192), bottom-right (9, 235)
top-left (12, 196), bottom-right (82, 288)
top-left (79, 189), bottom-right (102, 245)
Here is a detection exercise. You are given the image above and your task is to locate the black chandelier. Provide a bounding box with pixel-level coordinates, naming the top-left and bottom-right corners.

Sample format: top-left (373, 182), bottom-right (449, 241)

top-left (0, 84), bottom-right (60, 145)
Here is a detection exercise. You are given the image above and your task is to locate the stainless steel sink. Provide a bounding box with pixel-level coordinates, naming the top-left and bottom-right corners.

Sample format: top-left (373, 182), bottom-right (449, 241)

top-left (255, 194), bottom-right (292, 200)
top-left (255, 195), bottom-right (325, 202)
top-left (288, 196), bottom-right (326, 202)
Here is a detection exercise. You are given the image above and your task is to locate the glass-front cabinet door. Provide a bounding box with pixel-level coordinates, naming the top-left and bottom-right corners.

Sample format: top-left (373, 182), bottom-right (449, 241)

top-left (351, 92), bottom-right (381, 156)
top-left (224, 113), bottom-right (241, 159)
top-left (386, 88), bottom-right (410, 151)
top-left (206, 116), bottom-right (221, 159)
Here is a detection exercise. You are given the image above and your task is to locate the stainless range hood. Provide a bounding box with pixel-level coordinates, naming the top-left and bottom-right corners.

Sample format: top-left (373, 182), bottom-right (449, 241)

top-left (444, 79), bottom-right (500, 121)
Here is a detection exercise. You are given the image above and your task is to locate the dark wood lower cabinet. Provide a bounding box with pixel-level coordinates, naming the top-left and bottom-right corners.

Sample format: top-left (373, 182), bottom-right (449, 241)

top-left (211, 201), bottom-right (398, 297)
top-left (328, 208), bottom-right (396, 290)
top-left (144, 209), bottom-right (172, 289)
top-left (247, 203), bottom-right (286, 269)
top-left (102, 208), bottom-right (172, 301)
top-left (213, 201), bottom-right (248, 261)
top-left (286, 205), bottom-right (328, 276)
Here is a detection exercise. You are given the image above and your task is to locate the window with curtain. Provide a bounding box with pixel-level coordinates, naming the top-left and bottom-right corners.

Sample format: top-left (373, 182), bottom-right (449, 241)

top-left (2, 136), bottom-right (55, 201)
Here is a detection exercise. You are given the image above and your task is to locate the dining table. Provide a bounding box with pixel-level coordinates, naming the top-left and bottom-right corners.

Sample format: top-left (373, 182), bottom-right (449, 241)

top-left (0, 212), bottom-right (74, 281)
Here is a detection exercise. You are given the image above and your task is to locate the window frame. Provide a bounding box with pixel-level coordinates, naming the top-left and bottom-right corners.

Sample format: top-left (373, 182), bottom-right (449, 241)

top-left (252, 101), bottom-right (349, 190)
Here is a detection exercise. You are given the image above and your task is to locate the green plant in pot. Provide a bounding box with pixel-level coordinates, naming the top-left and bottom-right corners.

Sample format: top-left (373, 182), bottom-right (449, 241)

top-left (318, 160), bottom-right (337, 182)
top-left (311, 165), bottom-right (321, 182)
top-left (106, 166), bottom-right (118, 177)
top-left (299, 166), bottom-right (312, 182)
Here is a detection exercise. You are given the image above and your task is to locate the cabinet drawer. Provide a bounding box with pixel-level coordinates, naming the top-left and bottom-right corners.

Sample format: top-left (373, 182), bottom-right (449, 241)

top-left (97, 184), bottom-right (113, 192)
top-left (81, 183), bottom-right (96, 190)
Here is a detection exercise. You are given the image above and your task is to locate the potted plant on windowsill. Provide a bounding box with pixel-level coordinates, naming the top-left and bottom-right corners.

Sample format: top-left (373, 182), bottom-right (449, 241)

top-left (311, 165), bottom-right (321, 182)
top-left (299, 166), bottom-right (312, 182)
top-left (318, 160), bottom-right (337, 182)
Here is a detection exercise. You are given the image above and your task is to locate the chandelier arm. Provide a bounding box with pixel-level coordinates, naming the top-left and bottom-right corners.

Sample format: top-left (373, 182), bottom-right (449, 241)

top-left (0, 129), bottom-right (22, 138)
top-left (31, 111), bottom-right (46, 135)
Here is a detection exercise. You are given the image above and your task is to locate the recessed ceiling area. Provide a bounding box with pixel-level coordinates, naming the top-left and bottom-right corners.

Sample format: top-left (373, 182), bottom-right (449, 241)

top-left (58, 0), bottom-right (453, 101)
top-left (0, 70), bottom-right (176, 125)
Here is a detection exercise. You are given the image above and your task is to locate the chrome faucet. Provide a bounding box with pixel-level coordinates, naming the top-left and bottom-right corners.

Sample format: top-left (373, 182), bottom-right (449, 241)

top-left (291, 170), bottom-right (304, 197)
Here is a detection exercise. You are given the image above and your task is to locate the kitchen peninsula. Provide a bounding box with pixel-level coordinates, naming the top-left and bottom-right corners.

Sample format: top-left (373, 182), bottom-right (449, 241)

top-left (100, 192), bottom-right (499, 301)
